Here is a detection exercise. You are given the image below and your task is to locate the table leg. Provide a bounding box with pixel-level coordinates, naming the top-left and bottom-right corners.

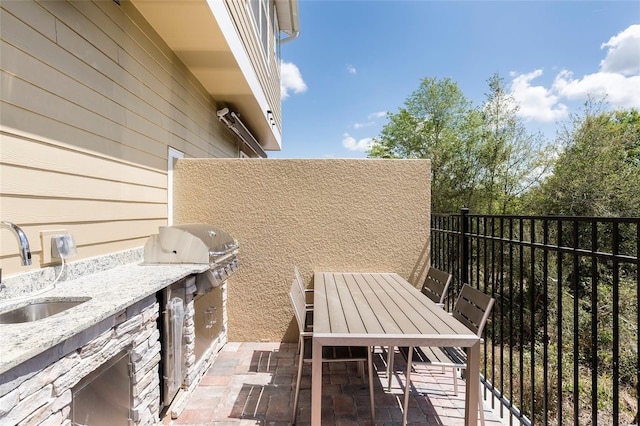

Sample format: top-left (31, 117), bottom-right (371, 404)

top-left (368, 348), bottom-right (375, 424)
top-left (465, 341), bottom-right (480, 426)
top-left (311, 337), bottom-right (322, 425)
top-left (387, 346), bottom-right (395, 391)
top-left (402, 346), bottom-right (413, 426)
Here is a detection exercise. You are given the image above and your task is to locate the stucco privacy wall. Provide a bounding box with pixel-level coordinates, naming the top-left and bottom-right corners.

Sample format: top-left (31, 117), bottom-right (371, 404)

top-left (173, 159), bottom-right (431, 342)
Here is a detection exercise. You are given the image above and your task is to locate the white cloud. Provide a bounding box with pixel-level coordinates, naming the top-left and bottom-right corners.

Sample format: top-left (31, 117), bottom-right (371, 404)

top-left (280, 61), bottom-right (307, 99)
top-left (509, 24), bottom-right (640, 122)
top-left (353, 111), bottom-right (387, 129)
top-left (553, 70), bottom-right (640, 109)
top-left (600, 24), bottom-right (640, 76)
top-left (368, 111), bottom-right (387, 119)
top-left (510, 70), bottom-right (569, 122)
top-left (342, 133), bottom-right (373, 152)
top-left (346, 64), bottom-right (357, 75)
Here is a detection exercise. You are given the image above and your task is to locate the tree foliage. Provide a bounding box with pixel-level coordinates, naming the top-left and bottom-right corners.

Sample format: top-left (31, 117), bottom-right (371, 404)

top-left (525, 99), bottom-right (640, 217)
top-left (369, 74), bottom-right (553, 214)
top-left (368, 77), bottom-right (481, 212)
top-left (477, 74), bottom-right (551, 214)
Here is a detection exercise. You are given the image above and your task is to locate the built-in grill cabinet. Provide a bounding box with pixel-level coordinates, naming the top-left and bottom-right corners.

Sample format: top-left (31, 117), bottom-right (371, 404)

top-left (144, 224), bottom-right (238, 413)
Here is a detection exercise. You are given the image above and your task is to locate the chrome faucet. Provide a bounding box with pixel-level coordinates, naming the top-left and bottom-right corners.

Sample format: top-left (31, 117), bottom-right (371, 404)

top-left (1, 221), bottom-right (32, 266)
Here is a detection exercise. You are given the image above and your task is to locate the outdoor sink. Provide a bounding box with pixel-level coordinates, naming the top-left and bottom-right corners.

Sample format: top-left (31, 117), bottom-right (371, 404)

top-left (0, 298), bottom-right (91, 324)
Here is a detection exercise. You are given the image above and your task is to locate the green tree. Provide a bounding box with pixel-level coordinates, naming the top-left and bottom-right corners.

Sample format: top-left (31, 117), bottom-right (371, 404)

top-left (526, 99), bottom-right (640, 217)
top-left (369, 74), bottom-right (552, 214)
top-left (368, 77), bottom-right (483, 212)
top-left (478, 73), bottom-right (552, 214)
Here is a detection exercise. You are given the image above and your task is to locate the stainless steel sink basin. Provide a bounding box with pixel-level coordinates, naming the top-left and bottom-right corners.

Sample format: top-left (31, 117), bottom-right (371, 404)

top-left (0, 298), bottom-right (91, 324)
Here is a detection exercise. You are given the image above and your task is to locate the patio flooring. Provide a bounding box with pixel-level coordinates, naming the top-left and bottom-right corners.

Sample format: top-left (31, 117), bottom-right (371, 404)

top-left (168, 342), bottom-right (507, 426)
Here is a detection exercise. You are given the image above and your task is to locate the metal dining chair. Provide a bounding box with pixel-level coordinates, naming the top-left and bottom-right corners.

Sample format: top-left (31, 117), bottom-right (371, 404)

top-left (386, 267), bottom-right (453, 388)
top-left (289, 269), bottom-right (375, 424)
top-left (294, 266), bottom-right (314, 330)
top-left (398, 284), bottom-right (495, 425)
top-left (420, 266), bottom-right (453, 307)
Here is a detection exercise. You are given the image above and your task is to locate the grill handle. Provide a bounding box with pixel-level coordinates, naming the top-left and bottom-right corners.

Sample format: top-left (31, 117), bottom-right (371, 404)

top-left (209, 242), bottom-right (238, 257)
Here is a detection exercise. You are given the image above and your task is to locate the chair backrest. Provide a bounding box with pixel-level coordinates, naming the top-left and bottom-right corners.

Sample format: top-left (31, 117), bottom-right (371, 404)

top-left (452, 284), bottom-right (495, 337)
top-left (294, 265), bottom-right (305, 294)
top-left (289, 273), bottom-right (309, 333)
top-left (421, 267), bottom-right (452, 305)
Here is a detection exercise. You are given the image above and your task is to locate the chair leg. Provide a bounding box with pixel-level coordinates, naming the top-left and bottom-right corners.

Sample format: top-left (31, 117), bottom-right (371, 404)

top-left (386, 346), bottom-right (395, 391)
top-left (452, 367), bottom-right (458, 396)
top-left (291, 341), bottom-right (305, 424)
top-left (478, 380), bottom-right (485, 426)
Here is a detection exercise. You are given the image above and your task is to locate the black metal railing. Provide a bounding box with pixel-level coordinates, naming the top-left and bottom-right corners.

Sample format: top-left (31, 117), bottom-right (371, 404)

top-left (431, 210), bottom-right (640, 425)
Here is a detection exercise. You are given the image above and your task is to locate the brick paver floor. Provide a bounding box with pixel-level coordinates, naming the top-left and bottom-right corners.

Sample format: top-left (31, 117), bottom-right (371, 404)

top-left (169, 342), bottom-right (507, 426)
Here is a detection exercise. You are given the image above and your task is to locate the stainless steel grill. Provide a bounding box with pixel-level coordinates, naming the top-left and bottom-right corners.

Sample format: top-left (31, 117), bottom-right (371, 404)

top-left (144, 223), bottom-right (240, 293)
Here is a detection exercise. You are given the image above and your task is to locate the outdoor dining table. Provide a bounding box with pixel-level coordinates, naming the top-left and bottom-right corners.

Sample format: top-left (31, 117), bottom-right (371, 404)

top-left (312, 271), bottom-right (481, 426)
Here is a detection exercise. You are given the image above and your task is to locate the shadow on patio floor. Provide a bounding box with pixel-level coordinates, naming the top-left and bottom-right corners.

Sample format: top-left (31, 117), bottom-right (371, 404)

top-left (169, 342), bottom-right (506, 425)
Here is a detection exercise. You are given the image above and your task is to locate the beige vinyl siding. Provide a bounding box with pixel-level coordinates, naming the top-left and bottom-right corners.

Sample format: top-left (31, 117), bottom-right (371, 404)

top-left (226, 0), bottom-right (282, 132)
top-left (0, 0), bottom-right (239, 274)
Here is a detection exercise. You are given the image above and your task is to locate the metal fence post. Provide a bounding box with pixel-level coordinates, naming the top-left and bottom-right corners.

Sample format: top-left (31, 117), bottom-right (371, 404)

top-left (461, 208), bottom-right (469, 286)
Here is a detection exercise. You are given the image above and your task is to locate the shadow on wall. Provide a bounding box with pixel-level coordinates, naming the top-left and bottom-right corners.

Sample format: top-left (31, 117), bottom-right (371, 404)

top-left (172, 159), bottom-right (432, 342)
top-left (408, 239), bottom-right (431, 287)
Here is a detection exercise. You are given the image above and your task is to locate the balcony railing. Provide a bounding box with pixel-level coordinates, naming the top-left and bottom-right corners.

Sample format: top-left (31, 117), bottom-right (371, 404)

top-left (431, 209), bottom-right (640, 425)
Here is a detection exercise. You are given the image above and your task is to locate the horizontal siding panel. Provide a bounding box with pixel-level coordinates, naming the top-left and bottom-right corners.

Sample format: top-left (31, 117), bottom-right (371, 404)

top-left (2, 6), bottom-right (213, 158)
top-left (0, 219), bottom-right (165, 257)
top-left (4, 0), bottom-right (224, 155)
top-left (70, 238), bottom-right (151, 262)
top-left (37, 0), bottom-right (119, 62)
top-left (0, 1), bottom-right (56, 42)
top-left (0, 7), bottom-right (118, 103)
top-left (1, 75), bottom-right (167, 159)
top-left (124, 109), bottom-right (170, 146)
top-left (168, 131), bottom-right (237, 159)
top-left (0, 103), bottom-right (167, 171)
top-left (1, 72), bottom-right (118, 143)
top-left (1, 41), bottom-right (127, 127)
top-left (0, 238), bottom-right (146, 271)
top-left (0, 14), bottom-right (167, 135)
top-left (71, 219), bottom-right (165, 246)
top-left (0, 196), bottom-right (166, 224)
top-left (1, 165), bottom-right (167, 203)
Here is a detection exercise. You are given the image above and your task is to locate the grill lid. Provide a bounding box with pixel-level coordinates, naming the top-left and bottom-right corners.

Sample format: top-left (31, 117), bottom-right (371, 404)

top-left (144, 224), bottom-right (240, 293)
top-left (144, 224), bottom-right (238, 265)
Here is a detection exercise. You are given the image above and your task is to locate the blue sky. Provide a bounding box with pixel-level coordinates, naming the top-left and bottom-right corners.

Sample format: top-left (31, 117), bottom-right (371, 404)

top-left (273, 1), bottom-right (640, 159)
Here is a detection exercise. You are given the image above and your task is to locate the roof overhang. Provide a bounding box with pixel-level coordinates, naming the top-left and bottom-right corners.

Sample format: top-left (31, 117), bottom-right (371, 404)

top-left (275, 0), bottom-right (299, 40)
top-left (129, 0), bottom-right (295, 152)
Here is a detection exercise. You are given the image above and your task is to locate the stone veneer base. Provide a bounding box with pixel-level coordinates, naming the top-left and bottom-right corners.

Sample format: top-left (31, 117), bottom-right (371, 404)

top-left (0, 248), bottom-right (229, 425)
top-left (0, 295), bottom-right (160, 425)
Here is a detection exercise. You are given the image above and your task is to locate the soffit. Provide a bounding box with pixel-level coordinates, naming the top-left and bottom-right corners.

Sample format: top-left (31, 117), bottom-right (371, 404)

top-left (130, 0), bottom-right (279, 151)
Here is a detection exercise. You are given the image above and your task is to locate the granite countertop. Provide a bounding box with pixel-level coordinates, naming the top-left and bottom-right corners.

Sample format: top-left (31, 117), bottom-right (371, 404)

top-left (0, 262), bottom-right (209, 375)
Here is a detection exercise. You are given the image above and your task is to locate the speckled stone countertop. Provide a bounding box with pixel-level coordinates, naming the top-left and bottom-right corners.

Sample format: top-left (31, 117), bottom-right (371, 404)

top-left (0, 261), bottom-right (208, 375)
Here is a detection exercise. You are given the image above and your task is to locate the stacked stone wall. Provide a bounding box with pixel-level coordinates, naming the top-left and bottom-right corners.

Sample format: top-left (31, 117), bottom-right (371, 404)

top-left (0, 297), bottom-right (160, 425)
